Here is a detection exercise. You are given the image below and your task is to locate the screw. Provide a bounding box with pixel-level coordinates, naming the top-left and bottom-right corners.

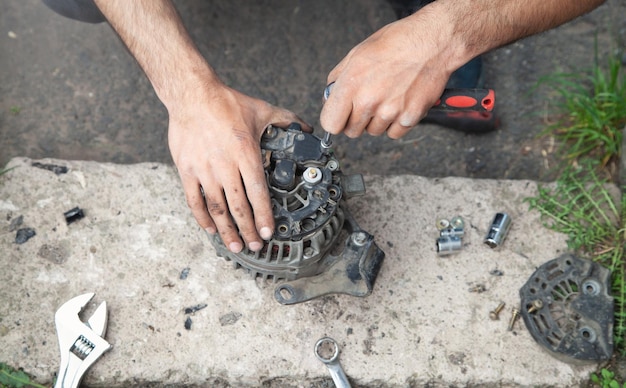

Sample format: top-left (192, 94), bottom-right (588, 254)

top-left (489, 302), bottom-right (506, 320)
top-left (527, 299), bottom-right (544, 314)
top-left (507, 308), bottom-right (520, 331)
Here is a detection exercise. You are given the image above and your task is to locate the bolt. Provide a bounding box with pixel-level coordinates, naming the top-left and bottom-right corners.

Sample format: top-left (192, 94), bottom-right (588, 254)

top-left (507, 308), bottom-right (520, 331)
top-left (353, 232), bottom-right (368, 246)
top-left (527, 299), bottom-right (544, 314)
top-left (489, 302), bottom-right (506, 320)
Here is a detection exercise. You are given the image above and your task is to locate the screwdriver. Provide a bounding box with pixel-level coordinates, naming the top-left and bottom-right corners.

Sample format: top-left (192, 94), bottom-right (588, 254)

top-left (320, 84), bottom-right (335, 149)
top-left (320, 82), bottom-right (496, 146)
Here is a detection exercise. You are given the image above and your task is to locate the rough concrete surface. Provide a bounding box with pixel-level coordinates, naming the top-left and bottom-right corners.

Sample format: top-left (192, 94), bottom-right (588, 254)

top-left (0, 157), bottom-right (599, 387)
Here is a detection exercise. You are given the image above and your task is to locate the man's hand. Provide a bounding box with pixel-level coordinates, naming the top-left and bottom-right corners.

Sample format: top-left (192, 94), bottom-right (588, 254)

top-left (168, 81), bottom-right (310, 253)
top-left (321, 0), bottom-right (605, 139)
top-left (321, 5), bottom-right (455, 140)
top-left (94, 0), bottom-right (311, 252)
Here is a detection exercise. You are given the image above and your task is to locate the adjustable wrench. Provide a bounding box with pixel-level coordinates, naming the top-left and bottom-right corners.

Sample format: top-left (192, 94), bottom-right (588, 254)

top-left (54, 293), bottom-right (111, 388)
top-left (314, 337), bottom-right (351, 388)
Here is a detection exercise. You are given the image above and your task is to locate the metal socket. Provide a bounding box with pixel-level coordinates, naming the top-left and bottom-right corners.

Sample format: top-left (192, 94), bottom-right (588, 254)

top-left (440, 226), bottom-right (464, 239)
top-left (484, 212), bottom-right (511, 248)
top-left (436, 236), bottom-right (462, 256)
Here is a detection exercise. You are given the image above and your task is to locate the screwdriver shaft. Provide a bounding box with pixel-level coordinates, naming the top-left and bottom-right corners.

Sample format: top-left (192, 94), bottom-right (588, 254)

top-left (321, 131), bottom-right (332, 149)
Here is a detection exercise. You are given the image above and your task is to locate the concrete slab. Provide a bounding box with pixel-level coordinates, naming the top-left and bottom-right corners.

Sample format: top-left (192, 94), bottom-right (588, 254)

top-left (0, 157), bottom-right (598, 387)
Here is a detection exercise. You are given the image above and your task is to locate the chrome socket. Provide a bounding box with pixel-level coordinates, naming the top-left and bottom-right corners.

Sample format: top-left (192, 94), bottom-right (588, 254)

top-left (484, 212), bottom-right (511, 248)
top-left (436, 236), bottom-right (462, 255)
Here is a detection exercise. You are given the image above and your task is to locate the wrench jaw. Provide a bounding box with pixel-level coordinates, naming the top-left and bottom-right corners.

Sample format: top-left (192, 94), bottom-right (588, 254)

top-left (54, 293), bottom-right (111, 388)
top-left (87, 301), bottom-right (108, 337)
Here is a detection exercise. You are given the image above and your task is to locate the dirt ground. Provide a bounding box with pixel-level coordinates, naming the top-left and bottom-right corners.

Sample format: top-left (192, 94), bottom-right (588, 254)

top-left (1, 0), bottom-right (625, 182)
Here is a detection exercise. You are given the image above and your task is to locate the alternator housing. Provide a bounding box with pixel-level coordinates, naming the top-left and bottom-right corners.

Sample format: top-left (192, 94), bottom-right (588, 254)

top-left (208, 123), bottom-right (384, 304)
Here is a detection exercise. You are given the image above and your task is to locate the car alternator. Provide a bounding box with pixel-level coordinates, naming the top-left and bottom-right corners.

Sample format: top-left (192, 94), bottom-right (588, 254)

top-left (519, 253), bottom-right (614, 362)
top-left (207, 123), bottom-right (385, 305)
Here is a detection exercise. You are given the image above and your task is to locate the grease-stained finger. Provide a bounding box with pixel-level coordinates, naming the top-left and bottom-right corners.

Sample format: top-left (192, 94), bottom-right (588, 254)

top-left (180, 175), bottom-right (216, 233)
top-left (202, 181), bottom-right (244, 253)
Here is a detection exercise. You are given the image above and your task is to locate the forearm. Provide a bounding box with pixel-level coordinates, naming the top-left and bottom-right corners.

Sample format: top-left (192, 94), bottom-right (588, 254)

top-left (422, 0), bottom-right (606, 70)
top-left (93, 0), bottom-right (218, 110)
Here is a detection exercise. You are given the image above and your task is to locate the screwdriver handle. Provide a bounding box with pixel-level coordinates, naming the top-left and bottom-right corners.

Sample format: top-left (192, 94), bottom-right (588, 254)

top-left (422, 110), bottom-right (500, 133)
top-left (433, 88), bottom-right (495, 112)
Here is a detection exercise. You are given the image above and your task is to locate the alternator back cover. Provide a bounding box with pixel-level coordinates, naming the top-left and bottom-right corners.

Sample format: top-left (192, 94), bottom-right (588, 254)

top-left (519, 253), bottom-right (614, 363)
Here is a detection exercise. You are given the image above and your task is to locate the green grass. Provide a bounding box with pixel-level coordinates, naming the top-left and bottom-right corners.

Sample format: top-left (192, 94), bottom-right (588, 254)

top-left (526, 161), bottom-right (626, 352)
top-left (0, 363), bottom-right (47, 388)
top-left (528, 50), bottom-right (626, 386)
top-left (537, 52), bottom-right (626, 169)
top-left (0, 167), bottom-right (14, 176)
top-left (591, 368), bottom-right (626, 388)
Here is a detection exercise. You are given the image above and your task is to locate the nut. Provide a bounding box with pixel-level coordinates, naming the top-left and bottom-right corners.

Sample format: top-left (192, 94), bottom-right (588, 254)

top-left (436, 219), bottom-right (450, 230)
top-left (450, 216), bottom-right (464, 229)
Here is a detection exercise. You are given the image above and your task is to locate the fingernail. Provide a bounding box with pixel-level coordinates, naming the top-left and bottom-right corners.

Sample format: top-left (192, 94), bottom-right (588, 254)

top-left (205, 227), bottom-right (216, 235)
top-left (260, 227), bottom-right (273, 240)
top-left (229, 242), bottom-right (243, 253)
top-left (249, 241), bottom-right (263, 252)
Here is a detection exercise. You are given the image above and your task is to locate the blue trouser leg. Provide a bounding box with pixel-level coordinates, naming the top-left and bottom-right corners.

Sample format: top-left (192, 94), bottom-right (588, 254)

top-left (41, 0), bottom-right (105, 23)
